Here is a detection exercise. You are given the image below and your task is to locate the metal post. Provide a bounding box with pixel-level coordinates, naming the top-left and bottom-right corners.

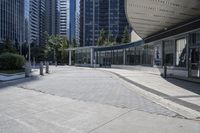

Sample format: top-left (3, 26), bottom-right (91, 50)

top-left (40, 61), bottom-right (44, 75)
top-left (123, 49), bottom-right (126, 65)
top-left (45, 61), bottom-right (49, 74)
top-left (69, 50), bottom-right (72, 66)
top-left (90, 48), bottom-right (93, 67)
top-left (94, 52), bottom-right (97, 68)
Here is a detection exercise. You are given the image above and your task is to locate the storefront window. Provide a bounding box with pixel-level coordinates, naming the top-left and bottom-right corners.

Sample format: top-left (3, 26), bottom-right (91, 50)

top-left (176, 38), bottom-right (186, 67)
top-left (190, 31), bottom-right (200, 46)
top-left (164, 40), bottom-right (174, 66)
top-left (154, 45), bottom-right (162, 66)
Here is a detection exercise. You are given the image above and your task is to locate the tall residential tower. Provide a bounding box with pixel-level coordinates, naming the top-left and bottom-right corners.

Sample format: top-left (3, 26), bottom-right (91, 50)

top-left (59, 0), bottom-right (70, 37)
top-left (0, 0), bottom-right (25, 44)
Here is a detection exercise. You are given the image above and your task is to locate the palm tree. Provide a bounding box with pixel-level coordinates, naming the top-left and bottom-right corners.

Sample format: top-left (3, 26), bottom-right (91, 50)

top-left (122, 26), bottom-right (130, 43)
top-left (97, 29), bottom-right (106, 46)
top-left (108, 32), bottom-right (115, 46)
top-left (59, 36), bottom-right (69, 64)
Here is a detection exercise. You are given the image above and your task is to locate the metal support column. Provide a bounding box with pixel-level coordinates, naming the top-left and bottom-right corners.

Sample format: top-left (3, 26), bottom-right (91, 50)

top-left (90, 48), bottom-right (94, 67)
top-left (69, 50), bottom-right (72, 66)
top-left (123, 49), bottom-right (126, 65)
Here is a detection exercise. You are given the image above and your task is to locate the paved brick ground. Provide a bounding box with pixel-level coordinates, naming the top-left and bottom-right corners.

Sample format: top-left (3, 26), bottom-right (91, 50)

top-left (0, 66), bottom-right (200, 133)
top-left (21, 66), bottom-right (177, 117)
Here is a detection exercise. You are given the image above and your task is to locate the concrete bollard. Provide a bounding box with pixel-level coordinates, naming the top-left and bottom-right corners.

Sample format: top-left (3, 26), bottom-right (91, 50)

top-left (40, 61), bottom-right (44, 75)
top-left (25, 62), bottom-right (31, 77)
top-left (45, 61), bottom-right (49, 74)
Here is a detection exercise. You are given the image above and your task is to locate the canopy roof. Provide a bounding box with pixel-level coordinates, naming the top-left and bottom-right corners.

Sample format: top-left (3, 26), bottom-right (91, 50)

top-left (125, 0), bottom-right (200, 38)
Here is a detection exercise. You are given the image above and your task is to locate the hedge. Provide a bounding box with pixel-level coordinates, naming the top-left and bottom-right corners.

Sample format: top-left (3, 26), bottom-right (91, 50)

top-left (0, 52), bottom-right (26, 70)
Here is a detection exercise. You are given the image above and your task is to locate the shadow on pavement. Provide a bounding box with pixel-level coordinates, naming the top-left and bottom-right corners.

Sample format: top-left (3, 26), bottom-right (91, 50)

top-left (166, 78), bottom-right (200, 95)
top-left (0, 76), bottom-right (40, 89)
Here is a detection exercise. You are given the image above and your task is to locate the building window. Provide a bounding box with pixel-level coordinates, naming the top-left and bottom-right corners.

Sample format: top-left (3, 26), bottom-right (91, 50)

top-left (154, 45), bottom-right (162, 66)
top-left (164, 40), bottom-right (174, 66)
top-left (176, 38), bottom-right (186, 67)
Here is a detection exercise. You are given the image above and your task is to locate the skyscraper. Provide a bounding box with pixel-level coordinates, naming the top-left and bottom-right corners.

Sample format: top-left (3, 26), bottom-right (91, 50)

top-left (0, 0), bottom-right (25, 44)
top-left (24, 0), bottom-right (47, 45)
top-left (46, 0), bottom-right (60, 36)
top-left (29, 0), bottom-right (40, 44)
top-left (69, 0), bottom-right (76, 42)
top-left (39, 0), bottom-right (47, 45)
top-left (59, 0), bottom-right (70, 37)
top-left (75, 0), bottom-right (81, 46)
top-left (24, 0), bottom-right (31, 44)
top-left (78, 0), bottom-right (131, 47)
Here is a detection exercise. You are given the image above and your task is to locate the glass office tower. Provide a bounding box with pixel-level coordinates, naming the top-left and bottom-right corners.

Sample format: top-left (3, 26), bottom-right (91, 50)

top-left (75, 0), bottom-right (81, 46)
top-left (25, 0), bottom-right (47, 45)
top-left (46, 0), bottom-right (60, 36)
top-left (79, 0), bottom-right (131, 47)
top-left (69, 0), bottom-right (76, 42)
top-left (0, 0), bottom-right (25, 44)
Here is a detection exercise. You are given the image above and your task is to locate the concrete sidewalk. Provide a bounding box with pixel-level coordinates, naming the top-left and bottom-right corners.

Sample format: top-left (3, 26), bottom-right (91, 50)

top-left (99, 68), bottom-right (200, 119)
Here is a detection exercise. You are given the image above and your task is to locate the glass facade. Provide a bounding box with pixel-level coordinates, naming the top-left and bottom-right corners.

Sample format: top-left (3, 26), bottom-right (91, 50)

top-left (75, 48), bottom-right (91, 64)
top-left (69, 0), bottom-right (76, 41)
top-left (80, 0), bottom-right (131, 47)
top-left (29, 0), bottom-right (39, 43)
top-left (39, 0), bottom-right (47, 44)
top-left (176, 38), bottom-right (187, 67)
top-left (24, 0), bottom-right (30, 43)
top-left (163, 40), bottom-right (174, 66)
top-left (189, 31), bottom-right (200, 78)
top-left (75, 0), bottom-right (80, 46)
top-left (25, 0), bottom-right (49, 45)
top-left (46, 0), bottom-right (60, 36)
top-left (0, 0), bottom-right (24, 43)
top-left (71, 29), bottom-right (200, 78)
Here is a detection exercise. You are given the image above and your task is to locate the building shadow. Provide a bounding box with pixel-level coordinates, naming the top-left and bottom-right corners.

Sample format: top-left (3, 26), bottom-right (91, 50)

top-left (165, 78), bottom-right (200, 95)
top-left (0, 76), bottom-right (40, 90)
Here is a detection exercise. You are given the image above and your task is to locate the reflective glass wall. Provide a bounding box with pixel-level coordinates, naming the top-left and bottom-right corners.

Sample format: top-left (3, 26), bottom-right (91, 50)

top-left (75, 48), bottom-right (91, 64)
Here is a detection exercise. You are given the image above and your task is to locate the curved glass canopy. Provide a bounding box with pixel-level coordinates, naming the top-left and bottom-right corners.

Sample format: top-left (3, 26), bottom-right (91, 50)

top-left (125, 0), bottom-right (200, 38)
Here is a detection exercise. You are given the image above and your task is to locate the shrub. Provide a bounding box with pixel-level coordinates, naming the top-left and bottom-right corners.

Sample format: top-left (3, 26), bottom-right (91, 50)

top-left (0, 53), bottom-right (26, 70)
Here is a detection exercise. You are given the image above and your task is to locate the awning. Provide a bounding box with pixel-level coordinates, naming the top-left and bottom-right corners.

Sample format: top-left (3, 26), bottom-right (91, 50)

top-left (125, 0), bottom-right (200, 38)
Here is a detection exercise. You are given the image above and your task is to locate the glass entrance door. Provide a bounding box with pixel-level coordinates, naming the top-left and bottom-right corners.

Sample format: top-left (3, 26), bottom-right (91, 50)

top-left (190, 48), bottom-right (200, 78)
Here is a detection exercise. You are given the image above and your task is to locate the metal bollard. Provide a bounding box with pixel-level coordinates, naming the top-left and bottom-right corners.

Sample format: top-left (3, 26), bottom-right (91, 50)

top-left (164, 65), bottom-right (167, 78)
top-left (25, 62), bottom-right (31, 77)
top-left (40, 61), bottom-right (44, 75)
top-left (45, 61), bottom-right (49, 74)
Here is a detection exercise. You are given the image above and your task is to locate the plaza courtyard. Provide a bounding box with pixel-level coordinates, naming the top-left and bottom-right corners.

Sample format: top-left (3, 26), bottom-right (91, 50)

top-left (0, 66), bottom-right (199, 133)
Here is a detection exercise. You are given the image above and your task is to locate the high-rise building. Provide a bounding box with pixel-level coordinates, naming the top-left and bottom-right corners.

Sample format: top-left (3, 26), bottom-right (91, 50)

top-left (46, 0), bottom-right (60, 36)
top-left (0, 0), bottom-right (25, 44)
top-left (75, 0), bottom-right (81, 46)
top-left (59, 0), bottom-right (70, 37)
top-left (24, 0), bottom-right (31, 44)
top-left (24, 0), bottom-right (47, 45)
top-left (39, 0), bottom-right (47, 45)
top-left (78, 0), bottom-right (131, 47)
top-left (69, 0), bottom-right (76, 42)
top-left (29, 0), bottom-right (40, 44)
